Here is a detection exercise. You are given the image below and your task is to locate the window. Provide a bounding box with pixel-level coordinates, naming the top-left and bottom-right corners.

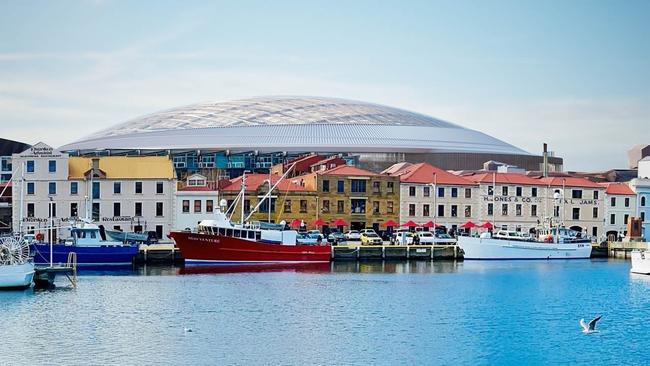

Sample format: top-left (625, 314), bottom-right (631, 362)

top-left (244, 200), bottom-right (251, 214)
top-left (113, 202), bottom-right (121, 216)
top-left (284, 200), bottom-right (292, 213)
top-left (641, 212), bottom-right (645, 221)
top-left (554, 206), bottom-right (560, 217)
top-left (592, 227), bottom-right (598, 237)
top-left (26, 160), bottom-right (34, 173)
top-left (155, 225), bottom-right (163, 240)
top-left (438, 187), bottom-right (444, 197)
top-left (593, 207), bottom-right (598, 219)
top-left (437, 204), bottom-right (444, 217)
top-left (337, 180), bottom-right (344, 193)
top-left (92, 202), bottom-right (100, 221)
top-left (572, 208), bottom-right (580, 220)
top-left (135, 202), bottom-right (142, 216)
top-left (337, 200), bottom-right (344, 214)
top-left (464, 205), bottom-right (471, 218)
top-left (156, 202), bottom-right (163, 217)
top-left (92, 181), bottom-right (100, 199)
top-left (350, 180), bottom-right (366, 193)
top-left (156, 182), bottom-right (164, 194)
top-left (373, 201), bottom-right (380, 214)
top-left (516, 187), bottom-right (522, 197)
top-left (451, 188), bottom-right (458, 198)
top-left (625, 198), bottom-right (630, 207)
top-left (409, 186), bottom-right (416, 197)
top-left (48, 160), bottom-right (56, 173)
top-left (135, 181), bottom-right (142, 194)
top-left (501, 204), bottom-right (508, 216)
top-left (594, 191), bottom-right (599, 200)
top-left (259, 198), bottom-right (275, 213)
top-left (642, 196), bottom-right (646, 206)
top-left (351, 199), bottom-right (365, 214)
top-left (182, 200), bottom-right (190, 213)
top-left (27, 203), bottom-right (34, 217)
top-left (423, 186), bottom-right (430, 197)
top-left (487, 203), bottom-right (493, 216)
top-left (70, 203), bottom-right (78, 217)
top-left (113, 182), bottom-right (121, 194)
top-left (465, 188), bottom-right (472, 198)
top-left (409, 204), bottom-right (416, 216)
top-left (193, 200), bottom-right (201, 213)
top-left (49, 203), bottom-right (56, 217)
top-left (531, 187), bottom-right (538, 197)
top-left (27, 182), bottom-right (34, 195)
top-left (516, 204), bottom-right (522, 216)
top-left (451, 205), bottom-right (458, 217)
top-left (487, 185), bottom-right (494, 196)
top-left (372, 181), bottom-right (381, 194)
top-left (322, 180), bottom-right (330, 192)
top-left (610, 197), bottom-right (616, 207)
top-left (387, 201), bottom-right (394, 214)
top-left (70, 182), bottom-right (78, 195)
top-left (610, 214), bottom-right (615, 225)
top-left (48, 182), bottom-right (56, 195)
top-left (531, 204), bottom-right (537, 216)
top-left (134, 225), bottom-right (143, 233)
top-left (572, 190), bottom-right (582, 199)
top-left (624, 214), bottom-right (629, 225)
top-left (206, 200), bottom-right (214, 213)
top-left (423, 204), bottom-right (430, 217)
top-left (502, 186), bottom-right (508, 196)
top-left (300, 200), bottom-right (307, 213)
top-left (387, 181), bottom-right (394, 194)
top-left (322, 200), bottom-right (330, 213)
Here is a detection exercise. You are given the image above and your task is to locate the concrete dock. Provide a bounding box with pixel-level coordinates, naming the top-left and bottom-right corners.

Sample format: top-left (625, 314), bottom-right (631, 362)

top-left (332, 244), bottom-right (461, 261)
top-left (136, 244), bottom-right (184, 264)
top-left (608, 242), bottom-right (649, 259)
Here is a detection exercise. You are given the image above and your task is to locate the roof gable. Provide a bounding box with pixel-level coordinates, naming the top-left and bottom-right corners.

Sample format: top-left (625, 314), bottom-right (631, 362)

top-left (389, 162), bottom-right (476, 185)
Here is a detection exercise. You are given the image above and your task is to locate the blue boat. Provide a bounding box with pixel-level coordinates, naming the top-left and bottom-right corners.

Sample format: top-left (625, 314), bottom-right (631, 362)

top-left (31, 219), bottom-right (139, 266)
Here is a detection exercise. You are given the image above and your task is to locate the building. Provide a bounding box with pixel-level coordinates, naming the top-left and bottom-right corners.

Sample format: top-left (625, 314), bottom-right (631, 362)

top-left (295, 165), bottom-right (400, 233)
top-left (628, 144), bottom-right (650, 169)
top-left (58, 96), bottom-right (562, 178)
top-left (12, 142), bottom-right (176, 242)
top-left (174, 174), bottom-right (219, 230)
top-left (383, 162), bottom-right (478, 232)
top-left (599, 182), bottom-right (637, 240)
top-left (1, 137), bottom-right (31, 183)
top-left (629, 158), bottom-right (650, 239)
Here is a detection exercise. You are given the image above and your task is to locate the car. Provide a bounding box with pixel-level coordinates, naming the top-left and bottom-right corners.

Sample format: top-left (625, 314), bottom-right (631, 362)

top-left (306, 230), bottom-right (324, 240)
top-left (434, 233), bottom-right (457, 244)
top-left (327, 230), bottom-right (346, 244)
top-left (360, 232), bottom-right (383, 245)
top-left (296, 233), bottom-right (319, 245)
top-left (360, 228), bottom-right (377, 236)
top-left (413, 231), bottom-right (436, 244)
top-left (391, 231), bottom-right (413, 245)
top-left (344, 230), bottom-right (361, 240)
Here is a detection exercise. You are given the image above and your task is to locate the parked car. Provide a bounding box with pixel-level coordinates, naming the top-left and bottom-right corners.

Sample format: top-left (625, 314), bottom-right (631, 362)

top-left (344, 230), bottom-right (361, 240)
top-left (296, 233), bottom-right (319, 245)
top-left (391, 231), bottom-right (414, 245)
top-left (413, 231), bottom-right (436, 244)
top-left (327, 230), bottom-right (346, 244)
top-left (360, 228), bottom-right (377, 236)
top-left (434, 233), bottom-right (457, 244)
top-left (306, 230), bottom-right (324, 240)
top-left (360, 232), bottom-right (383, 245)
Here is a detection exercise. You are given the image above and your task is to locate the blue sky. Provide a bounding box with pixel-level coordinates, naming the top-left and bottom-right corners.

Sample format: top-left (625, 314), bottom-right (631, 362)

top-left (1, 0), bottom-right (648, 170)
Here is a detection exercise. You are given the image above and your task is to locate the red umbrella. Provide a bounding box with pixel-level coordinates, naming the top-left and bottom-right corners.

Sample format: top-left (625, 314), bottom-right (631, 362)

top-left (459, 220), bottom-right (477, 229)
top-left (289, 219), bottom-right (302, 228)
top-left (422, 220), bottom-right (436, 228)
top-left (401, 220), bottom-right (419, 227)
top-left (331, 218), bottom-right (348, 226)
top-left (313, 218), bottom-right (326, 226)
top-left (479, 221), bottom-right (493, 229)
top-left (383, 219), bottom-right (398, 227)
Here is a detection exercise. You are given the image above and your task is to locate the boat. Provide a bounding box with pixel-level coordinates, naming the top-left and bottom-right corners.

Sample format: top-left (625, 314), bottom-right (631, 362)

top-left (631, 250), bottom-right (650, 274)
top-left (0, 236), bottom-right (35, 289)
top-left (31, 218), bottom-right (139, 265)
top-left (105, 229), bottom-right (150, 243)
top-left (458, 227), bottom-right (592, 260)
top-left (169, 171), bottom-right (331, 264)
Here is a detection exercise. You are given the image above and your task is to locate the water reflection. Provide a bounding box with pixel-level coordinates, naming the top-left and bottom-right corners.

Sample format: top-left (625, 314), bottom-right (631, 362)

top-left (333, 260), bottom-right (461, 274)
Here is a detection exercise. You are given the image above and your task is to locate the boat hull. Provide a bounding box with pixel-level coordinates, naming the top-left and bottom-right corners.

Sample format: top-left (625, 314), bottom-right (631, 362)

top-left (458, 237), bottom-right (592, 260)
top-left (31, 244), bottom-right (139, 265)
top-left (0, 262), bottom-right (35, 289)
top-left (631, 251), bottom-right (650, 274)
top-left (169, 231), bottom-right (332, 264)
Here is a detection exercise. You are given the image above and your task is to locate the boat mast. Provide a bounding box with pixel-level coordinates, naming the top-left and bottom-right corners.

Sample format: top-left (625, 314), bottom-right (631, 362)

top-left (19, 162), bottom-right (25, 236)
top-left (240, 171), bottom-right (246, 226)
top-left (244, 163), bottom-right (296, 222)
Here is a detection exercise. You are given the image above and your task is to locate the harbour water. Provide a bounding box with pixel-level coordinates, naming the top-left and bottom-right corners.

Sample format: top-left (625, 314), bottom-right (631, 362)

top-left (2, 259), bottom-right (649, 365)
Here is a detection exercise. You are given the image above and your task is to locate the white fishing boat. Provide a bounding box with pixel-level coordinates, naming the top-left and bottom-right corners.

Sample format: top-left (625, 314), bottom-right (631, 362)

top-left (458, 228), bottom-right (592, 260)
top-left (0, 236), bottom-right (35, 289)
top-left (630, 250), bottom-right (650, 275)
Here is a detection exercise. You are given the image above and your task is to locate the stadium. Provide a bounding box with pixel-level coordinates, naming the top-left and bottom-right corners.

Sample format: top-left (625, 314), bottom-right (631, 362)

top-left (59, 96), bottom-right (562, 177)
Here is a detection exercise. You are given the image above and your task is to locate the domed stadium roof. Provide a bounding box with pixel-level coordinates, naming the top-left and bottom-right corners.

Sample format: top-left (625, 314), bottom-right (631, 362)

top-left (60, 96), bottom-right (528, 155)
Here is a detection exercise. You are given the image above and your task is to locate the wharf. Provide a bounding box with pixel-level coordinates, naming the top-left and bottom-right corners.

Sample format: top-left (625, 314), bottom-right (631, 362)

top-left (136, 244), bottom-right (184, 264)
top-left (34, 266), bottom-right (76, 288)
top-left (608, 242), bottom-right (649, 259)
top-left (332, 244), bottom-right (461, 261)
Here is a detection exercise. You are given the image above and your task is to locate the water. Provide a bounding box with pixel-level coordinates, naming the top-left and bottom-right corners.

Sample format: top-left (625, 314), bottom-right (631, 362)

top-left (1, 259), bottom-right (649, 365)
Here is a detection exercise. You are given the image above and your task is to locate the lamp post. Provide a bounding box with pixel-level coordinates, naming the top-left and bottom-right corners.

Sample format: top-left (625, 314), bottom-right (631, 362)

top-left (48, 196), bottom-right (53, 267)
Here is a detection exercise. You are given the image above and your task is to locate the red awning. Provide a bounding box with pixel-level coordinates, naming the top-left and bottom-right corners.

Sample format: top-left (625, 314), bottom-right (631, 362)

top-left (290, 219), bottom-right (302, 228)
top-left (383, 220), bottom-right (398, 227)
top-left (401, 220), bottom-right (419, 227)
top-left (313, 219), bottom-right (326, 226)
top-left (479, 221), bottom-right (494, 229)
top-left (422, 220), bottom-right (441, 228)
top-left (331, 218), bottom-right (348, 226)
top-left (459, 220), bottom-right (477, 229)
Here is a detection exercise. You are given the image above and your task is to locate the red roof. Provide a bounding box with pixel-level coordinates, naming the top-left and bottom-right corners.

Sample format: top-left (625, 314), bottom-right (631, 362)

top-left (388, 162), bottom-right (476, 185)
top-left (598, 182), bottom-right (636, 195)
top-left (463, 172), bottom-right (542, 185)
top-left (538, 176), bottom-right (602, 188)
top-left (319, 165), bottom-right (379, 177)
top-left (221, 173), bottom-right (311, 192)
top-left (178, 185), bottom-right (217, 192)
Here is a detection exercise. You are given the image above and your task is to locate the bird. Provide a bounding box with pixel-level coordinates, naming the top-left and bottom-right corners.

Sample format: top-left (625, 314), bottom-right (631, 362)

top-left (580, 315), bottom-right (602, 333)
top-left (184, 327), bottom-right (193, 333)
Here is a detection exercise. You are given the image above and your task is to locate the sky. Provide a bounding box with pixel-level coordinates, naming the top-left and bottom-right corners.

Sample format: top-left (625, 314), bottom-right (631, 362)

top-left (0, 0), bottom-right (648, 171)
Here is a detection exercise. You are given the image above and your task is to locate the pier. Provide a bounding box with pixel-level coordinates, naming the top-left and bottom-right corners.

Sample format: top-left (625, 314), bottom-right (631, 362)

top-left (135, 244), bottom-right (184, 264)
top-left (332, 244), bottom-right (461, 261)
top-left (33, 252), bottom-right (77, 289)
top-left (608, 242), bottom-right (649, 259)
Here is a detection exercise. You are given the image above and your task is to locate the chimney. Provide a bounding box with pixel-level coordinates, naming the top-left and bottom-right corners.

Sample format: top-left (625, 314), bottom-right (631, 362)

top-left (542, 143), bottom-right (548, 177)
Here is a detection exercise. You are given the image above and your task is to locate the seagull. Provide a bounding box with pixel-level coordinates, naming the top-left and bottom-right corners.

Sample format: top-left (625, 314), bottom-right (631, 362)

top-left (184, 327), bottom-right (193, 333)
top-left (580, 315), bottom-right (602, 333)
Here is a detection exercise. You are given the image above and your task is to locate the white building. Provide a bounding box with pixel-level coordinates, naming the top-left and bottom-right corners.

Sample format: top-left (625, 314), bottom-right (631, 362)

top-left (599, 182), bottom-right (637, 240)
top-left (12, 143), bottom-right (176, 242)
top-left (174, 173), bottom-right (219, 230)
top-left (629, 157), bottom-right (650, 239)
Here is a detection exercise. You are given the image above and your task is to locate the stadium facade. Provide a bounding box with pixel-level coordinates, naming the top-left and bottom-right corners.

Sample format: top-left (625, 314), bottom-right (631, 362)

top-left (59, 96), bottom-right (563, 178)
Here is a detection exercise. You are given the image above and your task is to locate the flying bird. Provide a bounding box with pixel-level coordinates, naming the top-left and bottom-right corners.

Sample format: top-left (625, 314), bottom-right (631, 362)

top-left (580, 315), bottom-right (602, 333)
